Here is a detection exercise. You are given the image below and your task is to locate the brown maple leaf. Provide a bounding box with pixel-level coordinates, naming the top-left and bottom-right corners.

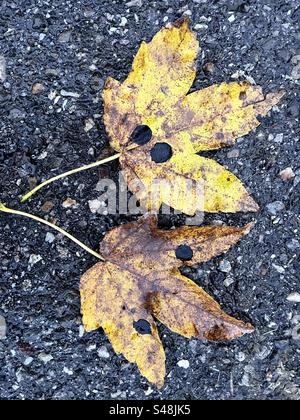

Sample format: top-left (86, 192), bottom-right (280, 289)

top-left (80, 215), bottom-right (254, 387)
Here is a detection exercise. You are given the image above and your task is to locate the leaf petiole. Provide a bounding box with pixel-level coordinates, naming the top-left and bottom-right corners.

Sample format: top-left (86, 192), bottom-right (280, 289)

top-left (0, 203), bottom-right (105, 261)
top-left (21, 152), bottom-right (122, 202)
top-left (21, 144), bottom-right (139, 202)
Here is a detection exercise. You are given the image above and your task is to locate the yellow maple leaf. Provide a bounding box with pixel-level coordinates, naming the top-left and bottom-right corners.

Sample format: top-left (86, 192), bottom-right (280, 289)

top-left (103, 18), bottom-right (284, 215)
top-left (81, 215), bottom-right (254, 388)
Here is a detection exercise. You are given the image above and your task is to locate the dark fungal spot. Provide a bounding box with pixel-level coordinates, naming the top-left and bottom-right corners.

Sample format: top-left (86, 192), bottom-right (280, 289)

top-left (150, 142), bottom-right (173, 163)
top-left (216, 132), bottom-right (224, 140)
top-left (175, 245), bottom-right (194, 261)
top-left (130, 125), bottom-right (152, 146)
top-left (239, 91), bottom-right (247, 101)
top-left (133, 319), bottom-right (152, 335)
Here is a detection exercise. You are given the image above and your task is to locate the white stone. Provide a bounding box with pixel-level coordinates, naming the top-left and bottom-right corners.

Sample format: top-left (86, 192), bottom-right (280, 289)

top-left (38, 353), bottom-right (53, 363)
top-left (144, 387), bottom-right (153, 396)
top-left (235, 352), bottom-right (246, 362)
top-left (126, 0), bottom-right (142, 6)
top-left (98, 346), bottom-right (110, 359)
top-left (60, 90), bottom-right (80, 99)
top-left (63, 367), bottom-right (74, 375)
top-left (62, 198), bottom-right (77, 208)
top-left (45, 232), bottom-right (55, 244)
top-left (194, 23), bottom-right (208, 30)
top-left (79, 325), bottom-right (85, 338)
top-left (266, 201), bottom-right (285, 215)
top-left (219, 259), bottom-right (232, 273)
top-left (287, 292), bottom-right (300, 303)
top-left (279, 167), bottom-right (295, 181)
top-left (84, 118), bottom-right (95, 132)
top-left (0, 56), bottom-right (6, 82)
top-left (28, 254), bottom-right (43, 266)
top-left (274, 133), bottom-right (284, 143)
top-left (287, 239), bottom-right (300, 251)
top-left (89, 198), bottom-right (102, 213)
top-left (0, 316), bottom-right (6, 340)
top-left (272, 264), bottom-right (285, 274)
top-left (119, 17), bottom-right (128, 27)
top-left (177, 359), bottom-right (190, 369)
top-left (224, 277), bottom-right (235, 287)
top-left (24, 357), bottom-right (33, 366)
top-left (87, 344), bottom-right (97, 352)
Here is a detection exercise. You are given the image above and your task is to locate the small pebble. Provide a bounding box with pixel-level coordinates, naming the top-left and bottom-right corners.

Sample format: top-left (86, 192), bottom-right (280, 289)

top-left (272, 264), bottom-right (285, 274)
top-left (235, 352), bottom-right (246, 362)
top-left (45, 232), bottom-right (55, 244)
top-left (62, 198), bottom-right (77, 208)
top-left (89, 199), bottom-right (102, 214)
top-left (144, 387), bottom-right (153, 396)
top-left (46, 68), bottom-right (59, 77)
top-left (58, 31), bottom-right (72, 43)
top-left (84, 118), bottom-right (95, 132)
top-left (0, 55), bottom-right (7, 82)
top-left (274, 133), bottom-right (283, 143)
top-left (203, 61), bottom-right (214, 73)
top-left (28, 254), bottom-right (43, 266)
top-left (279, 167), bottom-right (295, 181)
top-left (60, 89), bottom-right (80, 99)
top-left (126, 0), bottom-right (142, 6)
top-left (87, 344), bottom-right (96, 352)
top-left (224, 277), bottom-right (235, 287)
top-left (219, 259), bottom-right (232, 273)
top-left (195, 23), bottom-right (208, 31)
top-left (63, 367), bottom-right (73, 376)
top-left (287, 292), bottom-right (300, 303)
top-left (32, 83), bottom-right (45, 95)
top-left (287, 239), bottom-right (300, 251)
top-left (177, 359), bottom-right (190, 369)
top-left (256, 346), bottom-right (272, 360)
top-left (266, 201), bottom-right (285, 216)
top-left (23, 357), bottom-right (34, 366)
top-left (227, 149), bottom-right (240, 158)
top-left (98, 346), bottom-right (110, 359)
top-left (38, 353), bottom-right (53, 364)
top-left (291, 55), bottom-right (300, 80)
top-left (0, 316), bottom-right (7, 340)
top-left (79, 325), bottom-right (85, 338)
top-left (41, 201), bottom-right (54, 213)
top-left (119, 17), bottom-right (128, 27)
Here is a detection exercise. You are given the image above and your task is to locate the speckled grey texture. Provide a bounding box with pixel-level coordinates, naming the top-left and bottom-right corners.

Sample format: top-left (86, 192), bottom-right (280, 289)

top-left (0, 0), bottom-right (299, 400)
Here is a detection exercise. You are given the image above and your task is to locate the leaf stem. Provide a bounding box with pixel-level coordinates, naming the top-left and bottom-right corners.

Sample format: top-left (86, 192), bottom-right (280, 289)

top-left (21, 144), bottom-right (139, 202)
top-left (21, 152), bottom-right (122, 202)
top-left (0, 203), bottom-right (105, 261)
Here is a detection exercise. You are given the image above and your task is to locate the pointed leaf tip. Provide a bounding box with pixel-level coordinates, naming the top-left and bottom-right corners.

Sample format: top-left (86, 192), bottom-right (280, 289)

top-left (81, 217), bottom-right (255, 387)
top-left (239, 194), bottom-right (260, 213)
top-left (172, 16), bottom-right (191, 28)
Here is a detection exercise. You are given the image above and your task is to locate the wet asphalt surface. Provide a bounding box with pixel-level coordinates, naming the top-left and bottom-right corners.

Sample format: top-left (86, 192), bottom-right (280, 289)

top-left (0, 0), bottom-right (299, 400)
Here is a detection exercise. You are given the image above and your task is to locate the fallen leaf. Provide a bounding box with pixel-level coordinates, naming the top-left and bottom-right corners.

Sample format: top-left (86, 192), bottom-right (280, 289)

top-left (80, 215), bottom-right (254, 387)
top-left (103, 18), bottom-right (284, 215)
